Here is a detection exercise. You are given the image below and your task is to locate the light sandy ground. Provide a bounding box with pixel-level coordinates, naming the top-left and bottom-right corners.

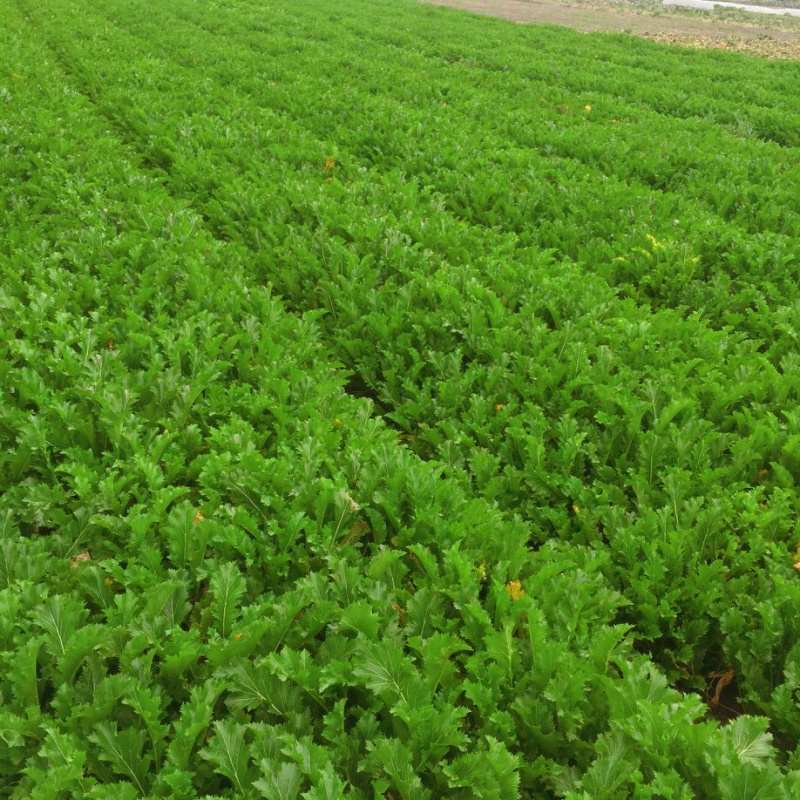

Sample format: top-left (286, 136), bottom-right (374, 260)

top-left (421, 0), bottom-right (800, 57)
top-left (665, 0), bottom-right (800, 16)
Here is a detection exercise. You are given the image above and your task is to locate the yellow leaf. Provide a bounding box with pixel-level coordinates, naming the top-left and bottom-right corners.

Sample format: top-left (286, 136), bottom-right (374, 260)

top-left (505, 581), bottom-right (525, 601)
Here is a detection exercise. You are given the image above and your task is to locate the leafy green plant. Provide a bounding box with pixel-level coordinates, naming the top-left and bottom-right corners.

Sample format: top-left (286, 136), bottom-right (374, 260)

top-left (3, 0), bottom-right (800, 796)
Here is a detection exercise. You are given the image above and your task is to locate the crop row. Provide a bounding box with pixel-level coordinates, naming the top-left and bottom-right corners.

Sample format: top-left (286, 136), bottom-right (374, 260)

top-left (308, 0), bottom-right (800, 131)
top-left (19, 0), bottom-right (800, 754)
top-left (0, 5), bottom-right (629, 797)
top-left (158, 0), bottom-right (800, 237)
top-left (14, 3), bottom-right (789, 799)
top-left (82, 0), bottom-right (800, 328)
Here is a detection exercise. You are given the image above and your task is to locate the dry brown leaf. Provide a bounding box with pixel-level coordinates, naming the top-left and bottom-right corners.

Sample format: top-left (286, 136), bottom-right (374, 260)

top-left (70, 551), bottom-right (91, 567)
top-left (708, 669), bottom-right (735, 707)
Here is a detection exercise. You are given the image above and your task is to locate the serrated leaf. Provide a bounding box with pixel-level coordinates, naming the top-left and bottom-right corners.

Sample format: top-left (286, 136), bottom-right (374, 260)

top-left (0, 539), bottom-right (15, 590)
top-left (718, 762), bottom-right (785, 800)
top-left (198, 719), bottom-right (254, 795)
top-left (394, 701), bottom-right (469, 766)
top-left (84, 782), bottom-right (141, 800)
top-left (405, 587), bottom-right (443, 639)
top-left (302, 762), bottom-right (348, 799)
top-left (143, 582), bottom-right (190, 629)
top-left (58, 623), bottom-right (107, 684)
top-left (724, 716), bottom-right (774, 766)
top-left (25, 762), bottom-right (87, 800)
top-left (443, 737), bottom-right (519, 800)
top-left (223, 659), bottom-right (283, 714)
top-left (37, 726), bottom-right (86, 768)
top-left (211, 561), bottom-right (246, 638)
top-left (352, 640), bottom-right (418, 704)
top-left (7, 636), bottom-right (42, 708)
top-left (27, 727), bottom-right (87, 796)
top-left (360, 737), bottom-right (430, 800)
top-left (159, 766), bottom-right (196, 798)
top-left (338, 601), bottom-right (380, 640)
top-left (484, 623), bottom-right (520, 683)
top-left (280, 735), bottom-right (331, 778)
top-left (410, 632), bottom-right (471, 692)
top-left (580, 730), bottom-right (631, 796)
top-left (89, 722), bottom-right (150, 796)
top-left (321, 699), bottom-right (350, 758)
top-left (0, 708), bottom-right (35, 750)
top-left (123, 683), bottom-right (169, 770)
top-left (165, 500), bottom-right (208, 569)
top-left (254, 759), bottom-right (303, 800)
top-left (267, 648), bottom-right (314, 689)
top-left (31, 595), bottom-right (85, 658)
top-left (168, 681), bottom-right (225, 771)
top-left (406, 544), bottom-right (439, 581)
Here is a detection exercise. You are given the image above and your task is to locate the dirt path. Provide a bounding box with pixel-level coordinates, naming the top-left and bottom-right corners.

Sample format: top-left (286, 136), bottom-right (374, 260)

top-left (665, 0), bottom-right (800, 16)
top-left (421, 0), bottom-right (800, 58)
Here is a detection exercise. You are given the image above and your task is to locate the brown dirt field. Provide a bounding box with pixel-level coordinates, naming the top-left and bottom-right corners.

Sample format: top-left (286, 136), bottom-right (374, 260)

top-left (421, 0), bottom-right (800, 58)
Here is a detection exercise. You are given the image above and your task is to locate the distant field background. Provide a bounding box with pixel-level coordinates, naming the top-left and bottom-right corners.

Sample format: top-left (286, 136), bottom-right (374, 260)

top-left (425, 0), bottom-right (800, 58)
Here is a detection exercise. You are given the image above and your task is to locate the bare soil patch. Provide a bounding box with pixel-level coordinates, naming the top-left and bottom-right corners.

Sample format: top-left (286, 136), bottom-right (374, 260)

top-left (421, 0), bottom-right (800, 58)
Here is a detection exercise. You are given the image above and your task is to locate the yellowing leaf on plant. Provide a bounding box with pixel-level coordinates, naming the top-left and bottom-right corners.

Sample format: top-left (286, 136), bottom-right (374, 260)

top-left (505, 581), bottom-right (525, 601)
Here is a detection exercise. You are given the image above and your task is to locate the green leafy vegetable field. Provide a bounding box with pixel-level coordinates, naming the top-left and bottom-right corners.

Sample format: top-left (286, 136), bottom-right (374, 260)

top-left (2, 0), bottom-right (800, 796)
